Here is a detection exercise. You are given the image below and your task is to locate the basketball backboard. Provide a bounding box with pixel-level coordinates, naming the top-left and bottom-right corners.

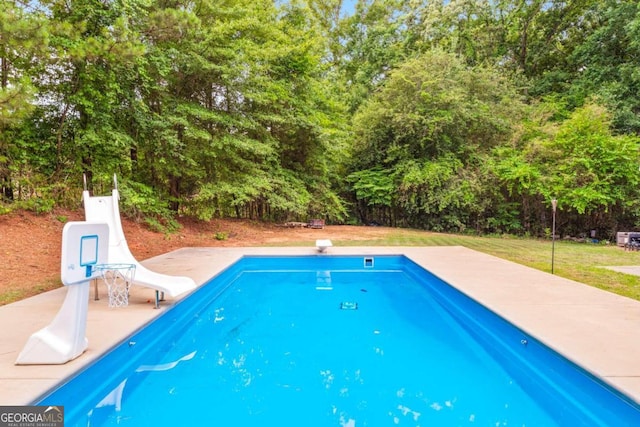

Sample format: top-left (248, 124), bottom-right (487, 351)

top-left (61, 222), bottom-right (109, 285)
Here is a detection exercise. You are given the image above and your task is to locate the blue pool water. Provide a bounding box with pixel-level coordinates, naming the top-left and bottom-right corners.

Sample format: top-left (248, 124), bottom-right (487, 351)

top-left (38, 255), bottom-right (640, 426)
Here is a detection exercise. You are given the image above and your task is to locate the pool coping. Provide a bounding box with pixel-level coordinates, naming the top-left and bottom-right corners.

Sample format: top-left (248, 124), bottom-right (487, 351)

top-left (1, 245), bottom-right (640, 406)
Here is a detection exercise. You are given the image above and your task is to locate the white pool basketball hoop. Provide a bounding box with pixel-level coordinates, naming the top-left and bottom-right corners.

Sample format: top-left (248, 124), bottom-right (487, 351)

top-left (94, 263), bottom-right (136, 307)
top-left (16, 222), bottom-right (110, 365)
top-left (60, 222), bottom-right (109, 285)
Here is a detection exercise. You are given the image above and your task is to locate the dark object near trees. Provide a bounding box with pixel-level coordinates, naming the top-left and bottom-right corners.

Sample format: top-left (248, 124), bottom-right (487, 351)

top-left (308, 219), bottom-right (325, 229)
top-left (625, 233), bottom-right (640, 251)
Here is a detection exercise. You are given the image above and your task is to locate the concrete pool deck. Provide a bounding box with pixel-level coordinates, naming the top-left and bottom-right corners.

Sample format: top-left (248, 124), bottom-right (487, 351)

top-left (2, 246), bottom-right (640, 407)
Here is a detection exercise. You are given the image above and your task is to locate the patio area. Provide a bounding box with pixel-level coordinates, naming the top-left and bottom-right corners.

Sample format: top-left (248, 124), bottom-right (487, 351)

top-left (2, 245), bottom-right (640, 407)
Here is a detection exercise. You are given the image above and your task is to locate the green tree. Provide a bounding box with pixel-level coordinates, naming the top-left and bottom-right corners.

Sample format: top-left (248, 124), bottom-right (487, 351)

top-left (543, 103), bottom-right (640, 234)
top-left (130, 0), bottom-right (348, 222)
top-left (0, 0), bottom-right (48, 203)
top-left (339, 0), bottom-right (407, 112)
top-left (403, 0), bottom-right (505, 64)
top-left (349, 50), bottom-right (524, 230)
top-left (24, 0), bottom-right (145, 197)
top-left (567, 0), bottom-right (640, 133)
top-left (493, 101), bottom-right (640, 237)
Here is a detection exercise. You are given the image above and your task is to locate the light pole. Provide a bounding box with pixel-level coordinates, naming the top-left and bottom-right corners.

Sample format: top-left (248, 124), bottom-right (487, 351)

top-left (551, 198), bottom-right (557, 274)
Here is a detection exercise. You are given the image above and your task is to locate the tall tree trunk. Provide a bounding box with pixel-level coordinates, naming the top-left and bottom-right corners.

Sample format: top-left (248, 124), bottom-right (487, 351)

top-left (1, 56), bottom-right (7, 89)
top-left (168, 174), bottom-right (180, 212)
top-left (1, 175), bottom-right (13, 201)
top-left (1, 56), bottom-right (14, 200)
top-left (82, 158), bottom-right (93, 193)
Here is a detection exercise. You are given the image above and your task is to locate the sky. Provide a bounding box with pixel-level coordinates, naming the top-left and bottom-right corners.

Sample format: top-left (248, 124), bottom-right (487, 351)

top-left (341, 0), bottom-right (357, 17)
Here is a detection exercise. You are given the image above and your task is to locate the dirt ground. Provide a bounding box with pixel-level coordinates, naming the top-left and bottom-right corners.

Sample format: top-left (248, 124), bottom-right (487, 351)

top-left (0, 209), bottom-right (394, 304)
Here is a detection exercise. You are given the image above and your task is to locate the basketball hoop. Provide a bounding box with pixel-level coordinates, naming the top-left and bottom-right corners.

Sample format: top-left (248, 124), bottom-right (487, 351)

top-left (93, 264), bottom-right (136, 308)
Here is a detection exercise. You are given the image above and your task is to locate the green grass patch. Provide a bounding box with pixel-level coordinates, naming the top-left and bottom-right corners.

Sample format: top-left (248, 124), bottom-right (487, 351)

top-left (0, 278), bottom-right (62, 306)
top-left (0, 289), bottom-right (27, 306)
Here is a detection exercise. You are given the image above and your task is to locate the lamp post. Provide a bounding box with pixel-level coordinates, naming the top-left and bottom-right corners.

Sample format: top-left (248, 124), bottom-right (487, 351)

top-left (551, 198), bottom-right (557, 274)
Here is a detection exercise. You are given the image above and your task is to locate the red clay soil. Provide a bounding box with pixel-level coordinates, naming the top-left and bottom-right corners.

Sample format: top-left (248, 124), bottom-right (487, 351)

top-left (0, 209), bottom-right (393, 305)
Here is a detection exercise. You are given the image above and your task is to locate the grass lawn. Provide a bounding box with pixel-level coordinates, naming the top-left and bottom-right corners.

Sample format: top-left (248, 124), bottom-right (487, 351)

top-left (326, 229), bottom-right (640, 302)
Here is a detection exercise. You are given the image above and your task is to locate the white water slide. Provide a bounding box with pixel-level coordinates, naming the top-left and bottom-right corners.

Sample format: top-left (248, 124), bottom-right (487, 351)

top-left (83, 177), bottom-right (196, 307)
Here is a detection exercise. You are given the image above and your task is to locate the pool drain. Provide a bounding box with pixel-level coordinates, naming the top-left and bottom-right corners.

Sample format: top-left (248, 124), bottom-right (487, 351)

top-left (340, 302), bottom-right (358, 310)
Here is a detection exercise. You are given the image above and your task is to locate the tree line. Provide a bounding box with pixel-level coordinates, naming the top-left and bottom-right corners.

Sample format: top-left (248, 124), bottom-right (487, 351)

top-left (1, 0), bottom-right (639, 239)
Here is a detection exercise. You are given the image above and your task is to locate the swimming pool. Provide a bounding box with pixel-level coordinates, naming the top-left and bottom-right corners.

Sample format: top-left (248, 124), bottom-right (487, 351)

top-left (37, 255), bottom-right (640, 426)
